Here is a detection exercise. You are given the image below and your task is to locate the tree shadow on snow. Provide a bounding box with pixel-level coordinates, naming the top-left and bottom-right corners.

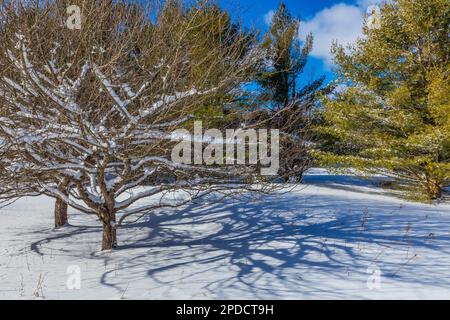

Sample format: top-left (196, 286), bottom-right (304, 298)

top-left (108, 192), bottom-right (450, 298)
top-left (24, 188), bottom-right (450, 298)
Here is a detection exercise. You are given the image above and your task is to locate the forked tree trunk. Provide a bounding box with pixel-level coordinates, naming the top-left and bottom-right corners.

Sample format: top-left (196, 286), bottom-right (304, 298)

top-left (54, 198), bottom-right (68, 228)
top-left (101, 212), bottom-right (118, 250)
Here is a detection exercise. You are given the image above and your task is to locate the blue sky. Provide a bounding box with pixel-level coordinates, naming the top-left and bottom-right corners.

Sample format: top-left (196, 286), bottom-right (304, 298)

top-left (219, 0), bottom-right (384, 85)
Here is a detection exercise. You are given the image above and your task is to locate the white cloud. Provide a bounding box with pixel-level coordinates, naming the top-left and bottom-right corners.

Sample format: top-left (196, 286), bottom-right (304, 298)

top-left (298, 3), bottom-right (365, 69)
top-left (264, 10), bottom-right (275, 26)
top-left (265, 1), bottom-right (386, 69)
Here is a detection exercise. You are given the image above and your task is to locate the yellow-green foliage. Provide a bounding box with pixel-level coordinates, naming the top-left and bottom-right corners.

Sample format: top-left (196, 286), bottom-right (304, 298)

top-left (142, 1), bottom-right (254, 129)
top-left (315, 0), bottom-right (450, 200)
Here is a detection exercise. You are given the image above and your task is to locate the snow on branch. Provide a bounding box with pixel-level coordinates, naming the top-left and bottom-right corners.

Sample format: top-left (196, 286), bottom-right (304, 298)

top-left (0, 0), bottom-right (267, 251)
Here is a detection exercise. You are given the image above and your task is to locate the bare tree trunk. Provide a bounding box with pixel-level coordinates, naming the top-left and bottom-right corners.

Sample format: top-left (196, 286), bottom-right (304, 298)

top-left (54, 198), bottom-right (68, 228)
top-left (101, 212), bottom-right (117, 250)
top-left (54, 179), bottom-right (70, 228)
top-left (426, 179), bottom-right (442, 200)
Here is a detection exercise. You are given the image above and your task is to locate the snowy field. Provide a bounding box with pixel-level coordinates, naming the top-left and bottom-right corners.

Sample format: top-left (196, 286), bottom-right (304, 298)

top-left (0, 169), bottom-right (449, 300)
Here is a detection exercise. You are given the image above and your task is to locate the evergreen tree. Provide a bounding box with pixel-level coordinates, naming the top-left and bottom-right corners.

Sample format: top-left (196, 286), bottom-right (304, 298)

top-left (315, 0), bottom-right (449, 200)
top-left (256, 3), bottom-right (327, 181)
top-left (259, 3), bottom-right (324, 109)
top-left (142, 0), bottom-right (256, 130)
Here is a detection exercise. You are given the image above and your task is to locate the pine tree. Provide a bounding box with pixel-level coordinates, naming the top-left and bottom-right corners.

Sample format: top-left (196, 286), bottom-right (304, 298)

top-left (259, 3), bottom-right (325, 109)
top-left (315, 0), bottom-right (449, 200)
top-left (256, 3), bottom-right (327, 181)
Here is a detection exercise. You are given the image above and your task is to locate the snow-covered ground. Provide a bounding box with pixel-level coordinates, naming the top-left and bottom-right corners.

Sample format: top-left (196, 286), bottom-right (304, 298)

top-left (0, 169), bottom-right (449, 300)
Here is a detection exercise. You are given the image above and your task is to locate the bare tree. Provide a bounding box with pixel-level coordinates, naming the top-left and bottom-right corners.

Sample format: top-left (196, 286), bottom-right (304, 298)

top-left (0, 0), bottom-right (272, 250)
top-left (0, 1), bottom-right (71, 227)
